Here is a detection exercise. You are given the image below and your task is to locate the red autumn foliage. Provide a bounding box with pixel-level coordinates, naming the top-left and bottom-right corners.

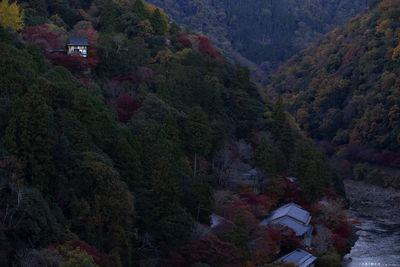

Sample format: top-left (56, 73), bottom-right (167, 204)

top-left (117, 93), bottom-right (138, 123)
top-left (239, 193), bottom-right (270, 208)
top-left (323, 188), bottom-right (339, 200)
top-left (265, 228), bottom-right (282, 242)
top-left (78, 78), bottom-right (89, 86)
top-left (252, 238), bottom-right (279, 264)
top-left (332, 234), bottom-right (349, 254)
top-left (22, 25), bottom-right (66, 51)
top-left (346, 143), bottom-right (400, 167)
top-left (197, 36), bottom-right (221, 59)
top-left (280, 227), bottom-right (301, 252)
top-left (47, 54), bottom-right (100, 73)
top-left (178, 236), bottom-right (243, 267)
top-left (162, 251), bottom-right (189, 267)
top-left (175, 35), bottom-right (222, 60)
top-left (212, 219), bottom-right (234, 239)
top-left (48, 240), bottom-right (113, 266)
top-left (283, 180), bottom-right (305, 205)
top-left (23, 24), bottom-right (100, 73)
top-left (311, 217), bottom-right (330, 228)
top-left (333, 225), bottom-right (351, 239)
top-left (239, 193), bottom-right (272, 218)
top-left (176, 36), bottom-right (192, 48)
top-left (111, 68), bottom-right (153, 88)
top-left (251, 229), bottom-right (280, 264)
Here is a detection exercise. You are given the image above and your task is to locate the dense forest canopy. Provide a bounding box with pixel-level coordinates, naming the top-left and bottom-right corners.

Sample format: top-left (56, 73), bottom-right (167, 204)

top-left (146, 0), bottom-right (370, 81)
top-left (0, 0), bottom-right (363, 266)
top-left (269, 0), bottom-right (400, 188)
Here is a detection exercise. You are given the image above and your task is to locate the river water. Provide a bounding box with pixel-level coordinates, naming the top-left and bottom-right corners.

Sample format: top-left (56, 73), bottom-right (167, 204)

top-left (342, 214), bottom-right (400, 267)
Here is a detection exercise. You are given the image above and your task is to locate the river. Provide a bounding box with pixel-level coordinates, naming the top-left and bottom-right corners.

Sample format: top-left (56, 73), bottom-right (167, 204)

top-left (342, 215), bottom-right (400, 266)
top-left (342, 180), bottom-right (400, 267)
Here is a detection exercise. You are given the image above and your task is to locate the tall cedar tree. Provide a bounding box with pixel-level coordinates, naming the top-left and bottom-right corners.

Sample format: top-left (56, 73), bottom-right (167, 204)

top-left (184, 106), bottom-right (211, 177)
top-left (150, 8), bottom-right (167, 35)
top-left (133, 0), bottom-right (150, 20)
top-left (254, 137), bottom-right (277, 177)
top-left (99, 0), bottom-right (118, 33)
top-left (3, 79), bottom-right (56, 192)
top-left (225, 212), bottom-right (251, 260)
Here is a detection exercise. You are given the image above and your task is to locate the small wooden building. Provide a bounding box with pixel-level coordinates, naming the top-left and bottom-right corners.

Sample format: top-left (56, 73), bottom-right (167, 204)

top-left (67, 37), bottom-right (88, 58)
top-left (260, 202), bottom-right (314, 246)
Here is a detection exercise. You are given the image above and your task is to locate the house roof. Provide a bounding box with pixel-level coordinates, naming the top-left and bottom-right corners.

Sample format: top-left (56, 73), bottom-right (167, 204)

top-left (276, 249), bottom-right (317, 267)
top-left (68, 37), bottom-right (88, 46)
top-left (210, 213), bottom-right (233, 229)
top-left (274, 217), bottom-right (311, 236)
top-left (270, 203), bottom-right (310, 225)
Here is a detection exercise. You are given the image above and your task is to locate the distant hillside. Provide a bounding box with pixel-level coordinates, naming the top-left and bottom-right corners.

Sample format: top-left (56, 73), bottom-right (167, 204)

top-left (146, 0), bottom-right (369, 82)
top-left (269, 0), bottom-right (400, 187)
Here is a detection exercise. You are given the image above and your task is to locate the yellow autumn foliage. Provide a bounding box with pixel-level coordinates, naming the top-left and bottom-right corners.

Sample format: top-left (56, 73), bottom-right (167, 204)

top-left (392, 43), bottom-right (400, 61)
top-left (0, 0), bottom-right (24, 31)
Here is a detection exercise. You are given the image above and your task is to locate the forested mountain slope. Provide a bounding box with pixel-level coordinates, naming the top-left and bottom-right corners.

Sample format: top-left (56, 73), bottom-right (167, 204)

top-left (146, 0), bottom-right (370, 82)
top-left (269, 0), bottom-right (400, 188)
top-left (0, 0), bottom-right (352, 265)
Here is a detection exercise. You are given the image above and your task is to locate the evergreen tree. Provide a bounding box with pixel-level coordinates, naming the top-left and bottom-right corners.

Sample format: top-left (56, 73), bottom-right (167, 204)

top-left (184, 106), bottom-right (211, 177)
top-left (162, 113), bottom-right (182, 148)
top-left (111, 131), bottom-right (143, 191)
top-left (3, 81), bottom-right (55, 192)
top-left (290, 139), bottom-right (314, 179)
top-left (71, 153), bottom-right (135, 264)
top-left (133, 0), bottom-right (149, 20)
top-left (271, 97), bottom-right (287, 140)
top-left (254, 137), bottom-right (277, 177)
top-left (226, 212), bottom-right (251, 260)
top-left (279, 121), bottom-right (295, 160)
top-left (191, 174), bottom-right (214, 225)
top-left (301, 161), bottom-right (324, 203)
top-left (150, 8), bottom-right (167, 35)
top-left (99, 0), bottom-right (118, 33)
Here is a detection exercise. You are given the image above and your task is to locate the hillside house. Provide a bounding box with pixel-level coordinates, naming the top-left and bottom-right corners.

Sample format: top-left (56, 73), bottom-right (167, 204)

top-left (275, 249), bottom-right (317, 267)
top-left (67, 37), bottom-right (88, 58)
top-left (261, 203), bottom-right (313, 246)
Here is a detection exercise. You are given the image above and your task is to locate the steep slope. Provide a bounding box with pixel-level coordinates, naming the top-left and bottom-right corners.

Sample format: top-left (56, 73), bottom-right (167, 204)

top-left (269, 0), bottom-right (400, 187)
top-left (146, 0), bottom-right (369, 82)
top-left (0, 0), bottom-right (342, 266)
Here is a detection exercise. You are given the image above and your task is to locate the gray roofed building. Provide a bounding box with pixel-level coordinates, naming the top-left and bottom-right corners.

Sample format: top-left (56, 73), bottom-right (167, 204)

top-left (270, 203), bottom-right (311, 225)
top-left (265, 202), bottom-right (313, 246)
top-left (68, 37), bottom-right (88, 46)
top-left (274, 217), bottom-right (311, 236)
top-left (276, 249), bottom-right (317, 267)
top-left (67, 37), bottom-right (88, 58)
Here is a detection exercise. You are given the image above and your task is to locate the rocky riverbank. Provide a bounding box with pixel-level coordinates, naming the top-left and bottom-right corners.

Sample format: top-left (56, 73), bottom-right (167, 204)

top-left (344, 180), bottom-right (400, 225)
top-left (343, 180), bottom-right (400, 267)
